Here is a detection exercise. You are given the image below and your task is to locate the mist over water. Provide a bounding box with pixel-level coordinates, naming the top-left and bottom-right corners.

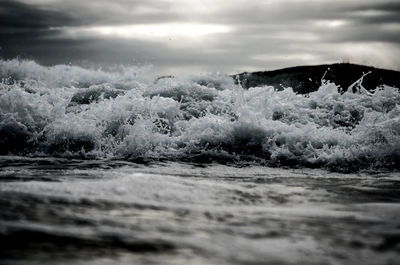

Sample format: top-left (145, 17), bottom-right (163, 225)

top-left (0, 59), bottom-right (399, 171)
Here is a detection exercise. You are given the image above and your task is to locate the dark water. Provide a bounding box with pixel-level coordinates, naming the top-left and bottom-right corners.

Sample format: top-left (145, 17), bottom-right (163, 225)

top-left (1, 156), bottom-right (400, 265)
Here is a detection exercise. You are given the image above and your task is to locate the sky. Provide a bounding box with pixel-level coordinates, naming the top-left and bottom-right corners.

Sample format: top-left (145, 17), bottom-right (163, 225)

top-left (0, 0), bottom-right (399, 74)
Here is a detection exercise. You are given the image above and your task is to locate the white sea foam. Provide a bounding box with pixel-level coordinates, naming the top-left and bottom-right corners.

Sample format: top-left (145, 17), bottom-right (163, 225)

top-left (0, 59), bottom-right (399, 170)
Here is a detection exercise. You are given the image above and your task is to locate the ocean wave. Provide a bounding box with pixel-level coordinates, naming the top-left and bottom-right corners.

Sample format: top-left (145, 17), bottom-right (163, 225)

top-left (1, 59), bottom-right (399, 171)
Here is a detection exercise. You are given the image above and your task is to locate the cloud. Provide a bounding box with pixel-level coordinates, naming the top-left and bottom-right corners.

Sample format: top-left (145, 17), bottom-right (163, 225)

top-left (0, 0), bottom-right (399, 73)
top-left (0, 0), bottom-right (77, 33)
top-left (13, 0), bottom-right (185, 25)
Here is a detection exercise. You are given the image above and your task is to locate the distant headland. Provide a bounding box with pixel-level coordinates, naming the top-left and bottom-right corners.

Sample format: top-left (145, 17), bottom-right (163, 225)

top-left (232, 63), bottom-right (400, 93)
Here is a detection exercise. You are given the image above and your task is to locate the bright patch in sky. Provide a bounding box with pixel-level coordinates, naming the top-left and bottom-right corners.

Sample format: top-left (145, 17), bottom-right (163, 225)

top-left (62, 23), bottom-right (232, 41)
top-left (314, 20), bottom-right (348, 28)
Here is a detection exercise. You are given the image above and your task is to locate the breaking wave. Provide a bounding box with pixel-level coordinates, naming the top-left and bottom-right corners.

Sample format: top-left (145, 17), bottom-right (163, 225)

top-left (1, 59), bottom-right (399, 171)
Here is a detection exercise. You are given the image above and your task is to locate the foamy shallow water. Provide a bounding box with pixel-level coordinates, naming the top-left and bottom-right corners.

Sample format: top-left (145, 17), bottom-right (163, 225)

top-left (1, 157), bottom-right (400, 265)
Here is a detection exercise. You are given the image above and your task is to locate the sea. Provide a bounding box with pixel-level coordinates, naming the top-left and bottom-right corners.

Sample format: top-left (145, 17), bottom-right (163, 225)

top-left (0, 59), bottom-right (399, 265)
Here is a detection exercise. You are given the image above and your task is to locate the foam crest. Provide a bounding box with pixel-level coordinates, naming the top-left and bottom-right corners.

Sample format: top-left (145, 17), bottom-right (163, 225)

top-left (1, 59), bottom-right (399, 171)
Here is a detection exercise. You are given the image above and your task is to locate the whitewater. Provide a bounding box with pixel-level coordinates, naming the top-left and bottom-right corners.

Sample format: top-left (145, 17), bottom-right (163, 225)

top-left (0, 59), bottom-right (399, 265)
top-left (1, 59), bottom-right (400, 171)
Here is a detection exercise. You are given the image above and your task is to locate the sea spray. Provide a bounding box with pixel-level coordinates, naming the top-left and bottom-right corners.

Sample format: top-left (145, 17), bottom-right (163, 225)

top-left (1, 59), bottom-right (399, 171)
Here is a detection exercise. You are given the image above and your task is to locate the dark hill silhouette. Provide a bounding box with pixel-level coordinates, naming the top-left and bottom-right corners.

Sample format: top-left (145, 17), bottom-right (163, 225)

top-left (233, 63), bottom-right (400, 94)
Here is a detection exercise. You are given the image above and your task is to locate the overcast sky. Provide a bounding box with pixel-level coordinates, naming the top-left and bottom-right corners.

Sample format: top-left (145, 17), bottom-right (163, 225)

top-left (0, 0), bottom-right (399, 74)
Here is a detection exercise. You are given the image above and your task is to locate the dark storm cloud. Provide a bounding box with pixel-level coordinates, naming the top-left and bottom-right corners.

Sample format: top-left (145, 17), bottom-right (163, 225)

top-left (347, 2), bottom-right (400, 15)
top-left (207, 1), bottom-right (400, 43)
top-left (0, 0), bottom-right (77, 33)
top-left (0, 0), bottom-right (182, 35)
top-left (343, 2), bottom-right (400, 25)
top-left (0, 0), bottom-right (399, 73)
top-left (0, 0), bottom-right (76, 60)
top-left (17, 0), bottom-right (184, 25)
